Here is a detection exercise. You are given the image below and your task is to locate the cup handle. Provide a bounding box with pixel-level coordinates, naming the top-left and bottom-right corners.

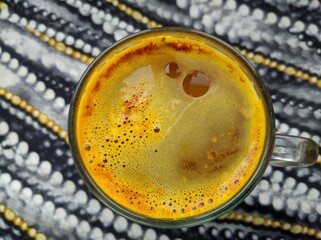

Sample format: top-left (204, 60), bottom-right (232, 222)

top-left (270, 134), bottom-right (320, 167)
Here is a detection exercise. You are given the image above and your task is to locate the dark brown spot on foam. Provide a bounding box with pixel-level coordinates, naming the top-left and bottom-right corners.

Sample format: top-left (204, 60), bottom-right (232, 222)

top-left (92, 81), bottom-right (101, 93)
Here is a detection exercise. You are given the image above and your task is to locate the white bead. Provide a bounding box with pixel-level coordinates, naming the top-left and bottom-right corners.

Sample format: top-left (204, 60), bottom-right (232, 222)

top-left (159, 235), bottom-right (170, 240)
top-left (67, 214), bottom-right (79, 228)
top-left (26, 73), bottom-right (37, 85)
top-left (104, 233), bottom-right (116, 240)
top-left (80, 3), bottom-right (91, 16)
top-left (266, 12), bottom-right (277, 24)
top-left (92, 47), bottom-right (100, 57)
top-left (307, 188), bottom-right (320, 200)
top-left (21, 187), bottom-right (33, 198)
top-left (17, 141), bottom-right (29, 155)
top-left (28, 20), bottom-right (37, 30)
top-left (44, 88), bottom-right (55, 100)
top-left (26, 152), bottom-right (40, 166)
top-left (91, 228), bottom-right (103, 240)
top-left (10, 180), bottom-right (22, 193)
top-left (43, 201), bottom-right (55, 213)
top-left (259, 179), bottom-right (269, 190)
top-left (98, 208), bottom-right (114, 226)
top-left (0, 9), bottom-right (9, 19)
top-left (128, 223), bottom-right (143, 239)
top-left (3, 132), bottom-right (19, 146)
top-left (46, 28), bottom-right (56, 37)
top-left (34, 81), bottom-right (46, 93)
top-left (50, 171), bottom-right (63, 185)
top-left (176, 0), bottom-right (189, 9)
top-left (65, 35), bottom-right (75, 45)
top-left (111, 17), bottom-right (119, 26)
top-left (272, 197), bottom-right (284, 211)
top-left (0, 121), bottom-right (9, 136)
top-left (55, 32), bottom-right (65, 42)
top-left (253, 8), bottom-right (264, 20)
top-left (283, 177), bottom-right (296, 189)
top-left (92, 14), bottom-right (103, 25)
top-left (83, 44), bottom-right (92, 54)
top-left (87, 199), bottom-right (101, 215)
top-left (113, 216), bottom-right (128, 232)
top-left (0, 173), bottom-right (11, 186)
top-left (9, 13), bottom-right (20, 23)
top-left (212, 0), bottom-right (222, 6)
top-left (292, 20), bottom-right (305, 32)
top-left (19, 17), bottom-right (28, 27)
top-left (300, 201), bottom-right (311, 214)
top-left (33, 194), bottom-right (44, 206)
top-left (77, 221), bottom-right (90, 237)
top-left (114, 30), bottom-right (127, 41)
top-left (8, 58), bottom-right (19, 70)
top-left (272, 170), bottom-right (283, 183)
top-left (258, 192), bottom-right (271, 206)
top-left (75, 39), bottom-right (84, 49)
top-left (105, 13), bottom-right (112, 21)
top-left (17, 66), bottom-right (28, 77)
top-left (225, 0), bottom-right (236, 10)
top-left (144, 228), bottom-right (157, 240)
top-left (55, 207), bottom-right (67, 219)
top-left (189, 5), bottom-right (200, 19)
top-left (53, 97), bottom-right (65, 110)
top-left (38, 161), bottom-right (52, 176)
top-left (75, 190), bottom-right (88, 205)
top-left (103, 22), bottom-right (114, 34)
top-left (3, 149), bottom-right (14, 159)
top-left (239, 4), bottom-right (250, 16)
top-left (63, 180), bottom-right (76, 194)
top-left (37, 23), bottom-right (46, 33)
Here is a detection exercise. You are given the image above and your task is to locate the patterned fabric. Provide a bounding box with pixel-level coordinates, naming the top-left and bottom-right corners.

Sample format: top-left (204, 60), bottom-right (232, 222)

top-left (0, 0), bottom-right (321, 239)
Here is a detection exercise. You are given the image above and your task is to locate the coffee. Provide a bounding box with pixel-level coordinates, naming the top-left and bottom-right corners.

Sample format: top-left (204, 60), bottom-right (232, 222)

top-left (74, 32), bottom-right (267, 220)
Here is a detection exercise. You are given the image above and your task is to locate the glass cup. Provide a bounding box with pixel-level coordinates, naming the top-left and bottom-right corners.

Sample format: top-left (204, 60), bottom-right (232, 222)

top-left (68, 28), bottom-right (320, 228)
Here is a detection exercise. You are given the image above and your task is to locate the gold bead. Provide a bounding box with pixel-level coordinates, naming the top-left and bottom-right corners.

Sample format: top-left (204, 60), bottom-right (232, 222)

top-left (253, 216), bottom-right (264, 226)
top-left (316, 230), bottom-right (321, 239)
top-left (48, 39), bottom-right (56, 46)
top-left (132, 11), bottom-right (142, 20)
top-left (308, 76), bottom-right (317, 83)
top-left (52, 125), bottom-right (60, 133)
top-left (290, 224), bottom-right (302, 234)
top-left (285, 66), bottom-right (295, 75)
top-left (263, 219), bottom-right (272, 227)
top-left (317, 80), bottom-right (321, 88)
top-left (59, 130), bottom-right (67, 139)
top-left (308, 228), bottom-right (316, 236)
top-left (226, 212), bottom-right (235, 219)
top-left (0, 203), bottom-right (5, 213)
top-left (118, 3), bottom-right (126, 11)
top-left (25, 105), bottom-right (33, 112)
top-left (0, 88), bottom-right (6, 95)
top-left (271, 221), bottom-right (281, 228)
top-left (0, 2), bottom-right (9, 10)
top-left (277, 64), bottom-right (286, 71)
top-left (253, 54), bottom-right (264, 64)
top-left (281, 222), bottom-right (291, 230)
top-left (28, 228), bottom-right (37, 238)
top-left (269, 61), bottom-right (277, 68)
top-left (12, 95), bottom-right (21, 105)
top-left (20, 100), bottom-right (27, 108)
top-left (245, 52), bottom-right (254, 59)
top-left (35, 233), bottom-right (47, 240)
top-left (80, 55), bottom-right (88, 63)
top-left (13, 216), bottom-right (22, 226)
top-left (295, 70), bottom-right (303, 78)
top-left (263, 58), bottom-right (271, 65)
top-left (302, 73), bottom-right (309, 80)
top-left (38, 113), bottom-right (48, 124)
top-left (56, 42), bottom-right (66, 52)
top-left (72, 51), bottom-right (81, 59)
top-left (65, 47), bottom-right (73, 55)
top-left (46, 120), bottom-right (54, 128)
top-left (5, 92), bottom-right (13, 100)
top-left (4, 208), bottom-right (15, 221)
top-left (301, 226), bottom-right (308, 234)
top-left (32, 110), bottom-right (40, 118)
top-left (245, 215), bottom-right (253, 223)
top-left (20, 222), bottom-right (29, 231)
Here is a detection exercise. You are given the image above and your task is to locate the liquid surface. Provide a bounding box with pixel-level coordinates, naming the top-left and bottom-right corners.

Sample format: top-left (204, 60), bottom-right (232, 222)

top-left (75, 33), bottom-right (267, 220)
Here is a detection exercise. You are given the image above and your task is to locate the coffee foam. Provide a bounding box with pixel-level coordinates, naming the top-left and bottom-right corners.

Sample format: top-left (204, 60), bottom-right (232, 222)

top-left (76, 34), bottom-right (267, 220)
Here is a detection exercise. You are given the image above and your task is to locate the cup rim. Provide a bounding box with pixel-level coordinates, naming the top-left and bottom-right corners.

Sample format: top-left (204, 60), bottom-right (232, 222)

top-left (68, 27), bottom-right (276, 228)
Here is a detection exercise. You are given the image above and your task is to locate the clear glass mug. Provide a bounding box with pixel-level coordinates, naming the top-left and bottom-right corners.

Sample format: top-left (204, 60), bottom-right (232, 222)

top-left (68, 28), bottom-right (320, 228)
